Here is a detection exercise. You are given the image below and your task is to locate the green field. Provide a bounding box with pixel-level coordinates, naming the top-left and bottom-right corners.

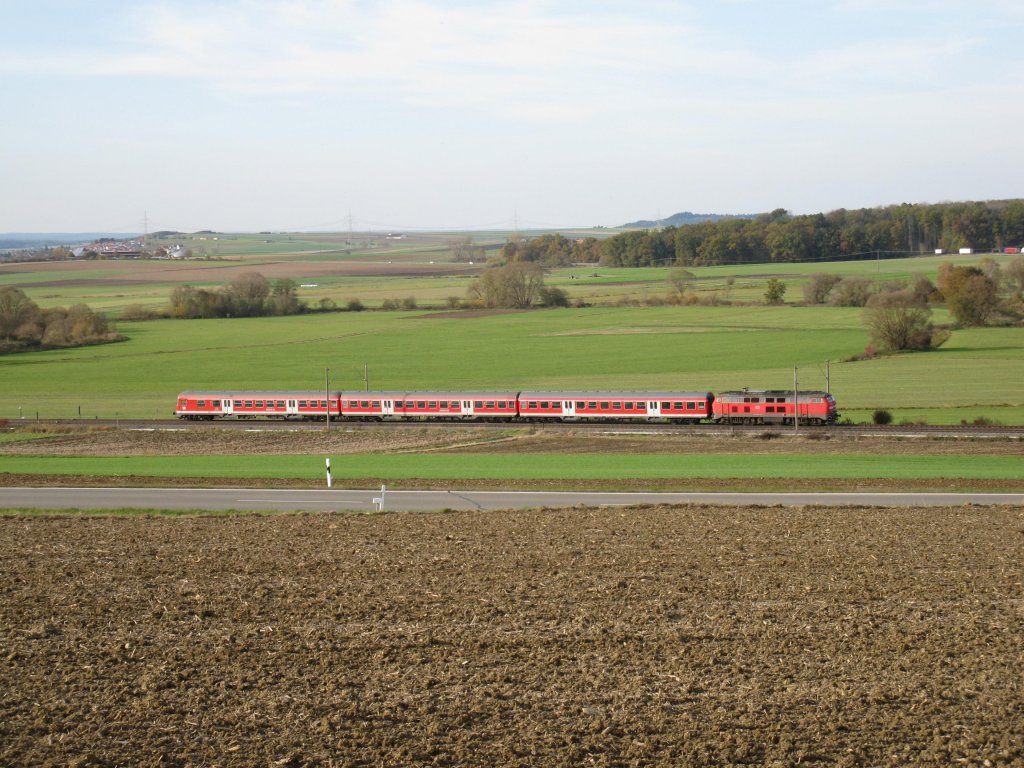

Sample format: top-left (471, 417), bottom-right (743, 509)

top-left (1, 304), bottom-right (1023, 423)
top-left (3, 452), bottom-right (1020, 482)
top-left (3, 246), bottom-right (1023, 424)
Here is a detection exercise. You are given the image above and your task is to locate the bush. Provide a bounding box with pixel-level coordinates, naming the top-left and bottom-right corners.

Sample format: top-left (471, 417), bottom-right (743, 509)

top-left (830, 277), bottom-right (875, 307)
top-left (401, 296), bottom-right (418, 310)
top-left (381, 298), bottom-right (399, 310)
top-left (119, 304), bottom-right (154, 321)
top-left (346, 299), bottom-right (365, 312)
top-left (538, 286), bottom-right (570, 307)
top-left (872, 409), bottom-right (893, 425)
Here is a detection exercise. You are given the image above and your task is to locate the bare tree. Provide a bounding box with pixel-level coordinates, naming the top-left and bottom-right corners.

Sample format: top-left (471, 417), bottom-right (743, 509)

top-left (863, 293), bottom-right (934, 352)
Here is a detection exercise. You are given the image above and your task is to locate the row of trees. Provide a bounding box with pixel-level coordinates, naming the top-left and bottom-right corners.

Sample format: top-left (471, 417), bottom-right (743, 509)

top-left (168, 273), bottom-right (303, 319)
top-left (598, 200), bottom-right (1024, 267)
top-left (0, 287), bottom-right (122, 354)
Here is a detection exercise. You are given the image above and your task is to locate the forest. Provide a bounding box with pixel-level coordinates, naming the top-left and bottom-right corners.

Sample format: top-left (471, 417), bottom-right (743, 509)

top-left (495, 200), bottom-right (1024, 268)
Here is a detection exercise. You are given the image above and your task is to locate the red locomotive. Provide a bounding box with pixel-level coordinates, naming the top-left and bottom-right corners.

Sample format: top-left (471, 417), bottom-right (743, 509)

top-left (712, 389), bottom-right (837, 425)
top-left (176, 387), bottom-right (838, 424)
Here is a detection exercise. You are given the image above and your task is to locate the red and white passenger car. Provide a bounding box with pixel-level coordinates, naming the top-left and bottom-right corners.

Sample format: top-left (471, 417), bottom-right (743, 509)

top-left (517, 391), bottom-right (714, 422)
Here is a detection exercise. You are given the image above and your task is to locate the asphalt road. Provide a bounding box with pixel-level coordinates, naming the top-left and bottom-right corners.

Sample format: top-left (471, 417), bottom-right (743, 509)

top-left (2, 487), bottom-right (1022, 512)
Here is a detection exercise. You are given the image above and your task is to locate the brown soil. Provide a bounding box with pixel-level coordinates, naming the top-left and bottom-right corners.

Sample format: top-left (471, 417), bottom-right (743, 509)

top-left (2, 506), bottom-right (1022, 766)
top-left (6, 426), bottom-right (1022, 458)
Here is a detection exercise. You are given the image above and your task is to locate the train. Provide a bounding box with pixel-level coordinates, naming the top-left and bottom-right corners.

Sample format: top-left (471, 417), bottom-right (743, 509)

top-left (175, 388), bottom-right (839, 425)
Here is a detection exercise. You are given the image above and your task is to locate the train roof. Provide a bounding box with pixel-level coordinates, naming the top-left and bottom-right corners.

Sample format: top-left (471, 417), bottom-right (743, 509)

top-left (517, 391), bottom-right (713, 400)
top-left (717, 389), bottom-right (832, 397)
top-left (177, 390), bottom-right (341, 398)
top-left (338, 391), bottom-right (520, 398)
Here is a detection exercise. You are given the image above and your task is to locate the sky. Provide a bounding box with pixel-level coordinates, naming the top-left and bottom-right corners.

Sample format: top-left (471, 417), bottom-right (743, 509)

top-left (2, 0), bottom-right (1023, 232)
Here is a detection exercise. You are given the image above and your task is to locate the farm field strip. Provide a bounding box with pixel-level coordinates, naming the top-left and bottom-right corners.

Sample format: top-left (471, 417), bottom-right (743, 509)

top-left (2, 452), bottom-right (1021, 481)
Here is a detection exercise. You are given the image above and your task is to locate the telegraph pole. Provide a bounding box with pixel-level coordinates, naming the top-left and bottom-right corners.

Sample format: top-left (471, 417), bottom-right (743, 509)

top-left (325, 367), bottom-right (331, 430)
top-left (793, 367), bottom-right (799, 434)
top-left (364, 362), bottom-right (369, 391)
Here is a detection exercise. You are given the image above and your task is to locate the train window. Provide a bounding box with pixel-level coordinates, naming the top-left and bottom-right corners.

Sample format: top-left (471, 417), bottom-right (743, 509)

top-left (598, 402), bottom-right (609, 410)
top-left (744, 406), bottom-right (751, 413)
top-left (637, 402), bottom-right (647, 410)
top-left (415, 401), bottom-right (424, 409)
top-left (674, 402), bottom-right (684, 409)
top-left (427, 401), bottom-right (436, 408)
top-left (474, 400), bottom-right (483, 408)
top-left (485, 401), bottom-right (494, 409)
top-left (624, 401), bottom-right (633, 410)
top-left (244, 401), bottom-right (253, 408)
top-left (527, 401), bottom-right (537, 409)
top-left (540, 401), bottom-right (549, 409)
top-left (766, 406), bottom-right (774, 413)
top-left (255, 400), bottom-right (264, 408)
top-left (438, 401), bottom-right (447, 409)
top-left (589, 402), bottom-right (597, 409)
top-left (275, 401), bottom-right (283, 408)
top-left (576, 401), bottom-right (585, 410)
top-left (197, 400), bottom-right (206, 407)
top-left (686, 402), bottom-right (697, 410)
top-left (211, 400), bottom-right (219, 407)
top-left (497, 401), bottom-right (506, 409)
top-left (319, 400), bottom-right (326, 408)
top-left (361, 401), bottom-right (369, 408)
top-left (299, 400), bottom-right (307, 408)
top-left (612, 402), bottom-right (621, 409)
top-left (661, 402), bottom-right (671, 410)
top-left (372, 401), bottom-right (380, 409)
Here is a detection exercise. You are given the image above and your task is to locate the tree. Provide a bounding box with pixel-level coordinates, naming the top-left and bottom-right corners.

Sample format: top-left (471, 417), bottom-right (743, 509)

top-left (864, 293), bottom-right (934, 352)
top-left (223, 272), bottom-right (270, 317)
top-left (764, 278), bottom-right (787, 305)
top-left (270, 278), bottom-right (302, 315)
top-left (448, 236), bottom-right (484, 263)
top-left (468, 262), bottom-right (546, 308)
top-left (938, 263), bottom-right (997, 325)
top-left (803, 273), bottom-right (842, 304)
top-left (667, 268), bottom-right (695, 295)
top-left (829, 277), bottom-right (874, 307)
top-left (1004, 256), bottom-right (1024, 297)
top-left (0, 287), bottom-right (39, 338)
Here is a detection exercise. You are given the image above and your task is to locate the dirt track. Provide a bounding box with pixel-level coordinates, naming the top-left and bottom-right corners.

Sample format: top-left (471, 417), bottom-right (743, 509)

top-left (2, 505), bottom-right (1022, 766)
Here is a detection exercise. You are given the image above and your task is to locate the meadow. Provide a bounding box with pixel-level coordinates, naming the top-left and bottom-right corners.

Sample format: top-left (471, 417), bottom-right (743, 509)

top-left (2, 238), bottom-right (1023, 424)
top-left (3, 452), bottom-right (1021, 483)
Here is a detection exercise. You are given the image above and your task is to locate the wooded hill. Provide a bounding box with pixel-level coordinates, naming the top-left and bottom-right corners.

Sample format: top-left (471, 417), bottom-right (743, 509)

top-left (598, 200), bottom-right (1024, 268)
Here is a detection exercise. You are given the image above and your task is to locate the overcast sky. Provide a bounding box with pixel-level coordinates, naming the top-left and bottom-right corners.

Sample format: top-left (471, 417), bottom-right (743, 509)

top-left (3, 0), bottom-right (1023, 232)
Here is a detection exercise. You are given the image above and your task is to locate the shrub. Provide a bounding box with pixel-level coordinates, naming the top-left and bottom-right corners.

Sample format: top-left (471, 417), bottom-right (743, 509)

top-left (381, 298), bottom-right (399, 310)
top-left (401, 296), bottom-right (418, 310)
top-left (119, 304), bottom-right (154, 321)
top-left (346, 299), bottom-right (365, 312)
top-left (872, 409), bottom-right (893, 425)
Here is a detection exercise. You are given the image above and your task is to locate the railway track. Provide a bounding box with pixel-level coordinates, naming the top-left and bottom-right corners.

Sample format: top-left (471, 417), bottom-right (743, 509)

top-left (7, 417), bottom-right (1024, 438)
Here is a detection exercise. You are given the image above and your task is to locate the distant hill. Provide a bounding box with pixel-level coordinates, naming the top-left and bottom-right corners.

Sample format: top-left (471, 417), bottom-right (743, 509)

top-left (619, 212), bottom-right (758, 229)
top-left (0, 233), bottom-right (139, 249)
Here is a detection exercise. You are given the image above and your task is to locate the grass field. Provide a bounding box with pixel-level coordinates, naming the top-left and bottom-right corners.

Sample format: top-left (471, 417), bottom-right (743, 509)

top-left (1, 304), bottom-right (1022, 423)
top-left (3, 452), bottom-right (1021, 481)
top-left (3, 245), bottom-right (1023, 424)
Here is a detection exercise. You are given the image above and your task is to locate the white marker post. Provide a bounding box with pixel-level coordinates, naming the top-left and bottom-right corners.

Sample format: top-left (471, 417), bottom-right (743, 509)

top-left (373, 484), bottom-right (386, 512)
top-left (325, 457), bottom-right (333, 488)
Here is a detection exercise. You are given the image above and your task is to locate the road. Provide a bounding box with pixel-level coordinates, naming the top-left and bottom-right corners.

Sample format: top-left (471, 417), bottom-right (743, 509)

top-left (2, 487), bottom-right (1022, 512)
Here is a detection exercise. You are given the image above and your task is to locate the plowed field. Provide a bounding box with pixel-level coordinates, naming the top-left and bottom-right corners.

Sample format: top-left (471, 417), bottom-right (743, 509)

top-left (2, 505), bottom-right (1022, 767)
